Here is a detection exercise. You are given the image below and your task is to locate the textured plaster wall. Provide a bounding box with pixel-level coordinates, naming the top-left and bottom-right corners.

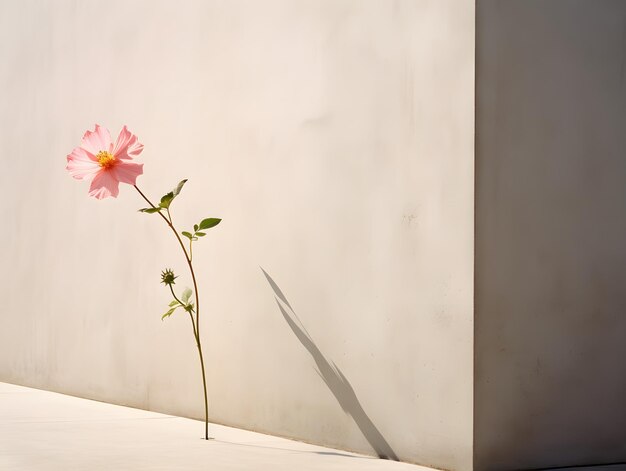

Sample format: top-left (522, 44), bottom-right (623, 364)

top-left (475, 1), bottom-right (626, 470)
top-left (0, 1), bottom-right (475, 469)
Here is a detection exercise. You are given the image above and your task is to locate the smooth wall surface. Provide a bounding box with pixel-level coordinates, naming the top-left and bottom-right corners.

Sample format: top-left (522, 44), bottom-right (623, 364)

top-left (0, 1), bottom-right (475, 469)
top-left (475, 1), bottom-right (626, 469)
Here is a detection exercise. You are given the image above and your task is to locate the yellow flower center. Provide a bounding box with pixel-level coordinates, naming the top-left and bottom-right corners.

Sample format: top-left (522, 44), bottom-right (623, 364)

top-left (96, 151), bottom-right (116, 169)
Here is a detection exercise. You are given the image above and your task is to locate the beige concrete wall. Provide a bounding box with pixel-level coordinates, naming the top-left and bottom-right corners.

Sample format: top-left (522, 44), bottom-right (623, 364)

top-left (475, 1), bottom-right (626, 470)
top-left (0, 1), bottom-right (475, 469)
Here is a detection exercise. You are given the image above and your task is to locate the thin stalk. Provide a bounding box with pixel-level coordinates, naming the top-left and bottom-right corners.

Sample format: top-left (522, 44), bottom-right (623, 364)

top-left (187, 310), bottom-right (198, 343)
top-left (134, 185), bottom-right (210, 440)
top-left (168, 284), bottom-right (186, 308)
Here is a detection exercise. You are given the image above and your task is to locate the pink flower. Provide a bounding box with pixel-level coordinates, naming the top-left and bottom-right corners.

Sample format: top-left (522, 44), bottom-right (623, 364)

top-left (66, 124), bottom-right (144, 199)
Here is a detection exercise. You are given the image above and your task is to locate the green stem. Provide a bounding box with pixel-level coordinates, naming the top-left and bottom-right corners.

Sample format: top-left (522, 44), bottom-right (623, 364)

top-left (134, 185), bottom-right (210, 440)
top-left (188, 310), bottom-right (198, 342)
top-left (168, 284), bottom-right (185, 308)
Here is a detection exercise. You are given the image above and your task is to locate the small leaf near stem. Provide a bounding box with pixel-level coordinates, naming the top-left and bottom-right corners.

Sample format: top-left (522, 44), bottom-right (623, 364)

top-left (181, 288), bottom-right (193, 304)
top-left (162, 306), bottom-right (179, 320)
top-left (159, 192), bottom-right (174, 209)
top-left (182, 219), bottom-right (219, 257)
top-left (199, 218), bottom-right (221, 230)
top-left (157, 179), bottom-right (187, 212)
top-left (173, 179), bottom-right (187, 197)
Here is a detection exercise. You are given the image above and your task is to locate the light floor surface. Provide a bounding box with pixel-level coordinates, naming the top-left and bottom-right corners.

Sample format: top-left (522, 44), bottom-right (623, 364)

top-left (0, 382), bottom-right (429, 471)
top-left (2, 382), bottom-right (624, 471)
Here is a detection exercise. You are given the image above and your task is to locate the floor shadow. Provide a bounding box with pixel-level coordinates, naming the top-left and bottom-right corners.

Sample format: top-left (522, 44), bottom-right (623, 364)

top-left (261, 268), bottom-right (399, 461)
top-left (213, 439), bottom-right (374, 459)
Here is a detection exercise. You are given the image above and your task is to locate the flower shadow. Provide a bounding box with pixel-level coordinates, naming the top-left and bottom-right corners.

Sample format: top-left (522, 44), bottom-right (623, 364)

top-left (261, 268), bottom-right (399, 461)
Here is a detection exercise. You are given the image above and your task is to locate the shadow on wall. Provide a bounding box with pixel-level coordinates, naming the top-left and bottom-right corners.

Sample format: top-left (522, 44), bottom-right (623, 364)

top-left (261, 268), bottom-right (399, 461)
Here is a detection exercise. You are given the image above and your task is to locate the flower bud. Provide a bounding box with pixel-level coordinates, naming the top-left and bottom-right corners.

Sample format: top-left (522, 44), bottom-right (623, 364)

top-left (160, 268), bottom-right (177, 286)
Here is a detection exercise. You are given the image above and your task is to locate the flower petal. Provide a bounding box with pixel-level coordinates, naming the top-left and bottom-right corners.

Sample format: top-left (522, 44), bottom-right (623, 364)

top-left (81, 124), bottom-right (112, 154)
top-left (66, 147), bottom-right (100, 180)
top-left (113, 125), bottom-right (144, 160)
top-left (88, 170), bottom-right (120, 199)
top-left (112, 160), bottom-right (143, 185)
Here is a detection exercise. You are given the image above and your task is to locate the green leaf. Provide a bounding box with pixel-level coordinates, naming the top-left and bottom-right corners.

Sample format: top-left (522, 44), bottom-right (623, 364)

top-left (158, 181), bottom-right (187, 211)
top-left (139, 207), bottom-right (161, 214)
top-left (199, 218), bottom-right (221, 230)
top-left (181, 231), bottom-right (193, 239)
top-left (195, 232), bottom-right (206, 237)
top-left (192, 236), bottom-right (198, 241)
top-left (161, 306), bottom-right (178, 320)
top-left (181, 288), bottom-right (193, 304)
top-left (168, 299), bottom-right (179, 307)
top-left (159, 192), bottom-right (174, 209)
top-left (193, 224), bottom-right (199, 232)
top-left (172, 179), bottom-right (188, 197)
